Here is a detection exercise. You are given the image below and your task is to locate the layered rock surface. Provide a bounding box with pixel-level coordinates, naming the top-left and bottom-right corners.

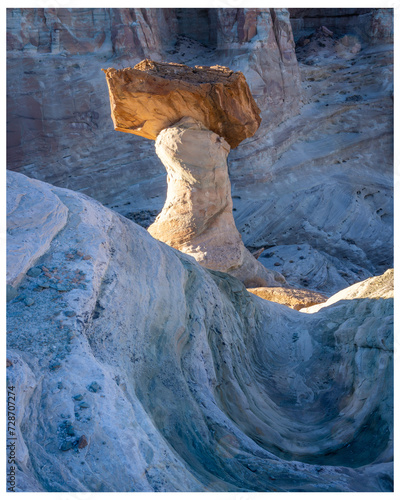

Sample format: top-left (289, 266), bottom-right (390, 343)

top-left (229, 25), bottom-right (393, 286)
top-left (6, 8), bottom-right (393, 289)
top-left (7, 171), bottom-right (393, 492)
top-left (103, 60), bottom-right (261, 149)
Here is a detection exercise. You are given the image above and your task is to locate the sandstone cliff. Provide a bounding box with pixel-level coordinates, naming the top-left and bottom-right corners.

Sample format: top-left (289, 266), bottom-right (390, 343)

top-left (7, 171), bottom-right (393, 492)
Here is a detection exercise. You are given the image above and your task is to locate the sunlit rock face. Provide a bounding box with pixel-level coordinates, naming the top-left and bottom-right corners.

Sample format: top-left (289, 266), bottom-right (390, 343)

top-left (7, 171), bottom-right (393, 492)
top-left (247, 285), bottom-right (328, 310)
top-left (103, 60), bottom-right (261, 149)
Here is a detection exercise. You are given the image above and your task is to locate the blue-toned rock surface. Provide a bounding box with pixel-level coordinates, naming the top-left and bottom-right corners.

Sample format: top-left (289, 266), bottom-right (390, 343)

top-left (6, 171), bottom-right (393, 492)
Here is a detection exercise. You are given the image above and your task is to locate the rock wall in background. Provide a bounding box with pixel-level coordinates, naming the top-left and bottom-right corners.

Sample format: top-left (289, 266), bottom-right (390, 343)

top-left (6, 7), bottom-right (302, 206)
top-left (7, 8), bottom-right (393, 292)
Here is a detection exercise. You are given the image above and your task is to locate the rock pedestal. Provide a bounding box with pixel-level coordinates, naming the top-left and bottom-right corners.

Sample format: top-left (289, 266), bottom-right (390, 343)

top-left (104, 60), bottom-right (284, 286)
top-left (148, 117), bottom-right (283, 287)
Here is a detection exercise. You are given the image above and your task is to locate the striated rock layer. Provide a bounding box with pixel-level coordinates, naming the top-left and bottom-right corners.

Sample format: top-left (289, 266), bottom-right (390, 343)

top-left (7, 171), bottom-right (393, 492)
top-left (7, 8), bottom-right (301, 210)
top-left (147, 117), bottom-right (282, 287)
top-left (103, 59), bottom-right (261, 149)
top-left (7, 8), bottom-right (392, 293)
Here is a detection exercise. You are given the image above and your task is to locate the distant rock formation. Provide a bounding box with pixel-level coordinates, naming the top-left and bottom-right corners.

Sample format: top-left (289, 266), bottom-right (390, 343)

top-left (103, 59), bottom-right (261, 149)
top-left (7, 170), bottom-right (393, 492)
top-left (104, 61), bottom-right (281, 286)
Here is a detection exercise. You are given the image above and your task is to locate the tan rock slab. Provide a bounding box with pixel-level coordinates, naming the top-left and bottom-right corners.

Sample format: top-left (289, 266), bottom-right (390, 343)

top-left (102, 59), bottom-right (261, 149)
top-left (247, 286), bottom-right (328, 310)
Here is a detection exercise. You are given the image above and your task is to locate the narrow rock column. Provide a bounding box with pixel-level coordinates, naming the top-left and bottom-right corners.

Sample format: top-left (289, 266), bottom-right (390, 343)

top-left (148, 117), bottom-right (283, 287)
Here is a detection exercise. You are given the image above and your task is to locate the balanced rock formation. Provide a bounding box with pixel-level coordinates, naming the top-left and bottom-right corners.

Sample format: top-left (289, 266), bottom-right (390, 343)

top-left (7, 170), bottom-right (393, 492)
top-left (104, 61), bottom-right (280, 287)
top-left (7, 8), bottom-right (302, 213)
top-left (103, 59), bottom-right (261, 149)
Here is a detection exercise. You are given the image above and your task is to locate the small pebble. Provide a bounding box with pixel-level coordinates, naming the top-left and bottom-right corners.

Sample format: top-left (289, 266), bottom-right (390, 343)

top-left (24, 297), bottom-right (35, 307)
top-left (88, 382), bottom-right (101, 393)
top-left (66, 424), bottom-right (75, 436)
top-left (27, 267), bottom-right (42, 277)
top-left (64, 310), bottom-right (76, 317)
top-left (78, 435), bottom-right (88, 449)
top-left (79, 402), bottom-right (89, 409)
top-left (76, 251), bottom-right (84, 257)
top-left (73, 394), bottom-right (83, 401)
top-left (49, 362), bottom-right (61, 371)
top-left (7, 359), bottom-right (13, 367)
top-left (82, 255), bottom-right (91, 260)
top-left (274, 262), bottom-right (281, 267)
top-left (60, 441), bottom-right (74, 451)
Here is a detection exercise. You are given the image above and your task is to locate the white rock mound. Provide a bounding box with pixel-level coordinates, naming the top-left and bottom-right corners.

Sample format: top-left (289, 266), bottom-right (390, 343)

top-left (6, 171), bottom-right (393, 492)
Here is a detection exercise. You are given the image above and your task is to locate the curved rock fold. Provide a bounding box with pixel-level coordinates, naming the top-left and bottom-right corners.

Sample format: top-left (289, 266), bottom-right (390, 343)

top-left (6, 171), bottom-right (393, 492)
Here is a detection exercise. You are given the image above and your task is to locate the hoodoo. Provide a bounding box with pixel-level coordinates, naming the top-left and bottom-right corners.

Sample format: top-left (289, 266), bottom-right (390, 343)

top-left (104, 60), bottom-right (283, 287)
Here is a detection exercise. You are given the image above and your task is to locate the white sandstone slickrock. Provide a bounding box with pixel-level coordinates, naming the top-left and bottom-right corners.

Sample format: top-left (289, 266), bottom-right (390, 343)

top-left (7, 172), bottom-right (68, 288)
top-left (6, 171), bottom-right (393, 492)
